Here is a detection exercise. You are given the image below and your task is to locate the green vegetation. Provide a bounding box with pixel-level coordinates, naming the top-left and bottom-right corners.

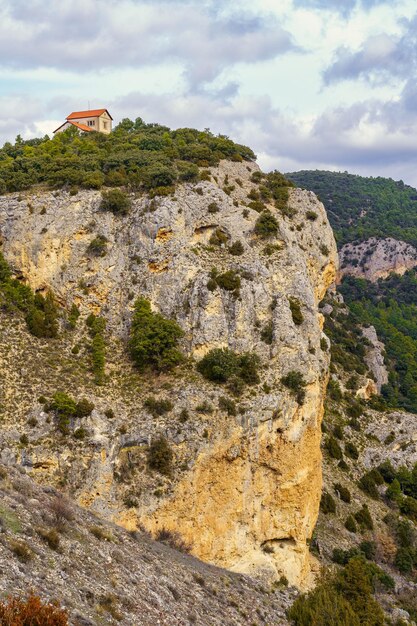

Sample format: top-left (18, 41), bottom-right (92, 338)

top-left (87, 234), bottom-right (108, 256)
top-left (46, 392), bottom-right (94, 434)
top-left (100, 189), bottom-right (131, 215)
top-left (288, 557), bottom-right (389, 625)
top-left (254, 210), bottom-right (279, 238)
top-left (289, 298), bottom-right (304, 326)
top-left (129, 297), bottom-right (184, 371)
top-left (86, 314), bottom-right (106, 385)
top-left (0, 251), bottom-right (59, 337)
top-left (0, 120), bottom-right (255, 195)
top-left (143, 396), bottom-right (173, 417)
top-left (320, 492), bottom-right (336, 514)
top-left (207, 268), bottom-right (241, 297)
top-left (340, 271), bottom-right (417, 413)
top-left (147, 436), bottom-right (173, 476)
top-left (197, 348), bottom-right (260, 386)
top-left (286, 170), bottom-right (417, 247)
top-left (281, 371), bottom-right (307, 404)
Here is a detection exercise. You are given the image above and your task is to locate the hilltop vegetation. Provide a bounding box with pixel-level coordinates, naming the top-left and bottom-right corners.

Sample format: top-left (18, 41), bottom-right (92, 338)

top-left (286, 170), bottom-right (417, 247)
top-left (0, 118), bottom-right (255, 196)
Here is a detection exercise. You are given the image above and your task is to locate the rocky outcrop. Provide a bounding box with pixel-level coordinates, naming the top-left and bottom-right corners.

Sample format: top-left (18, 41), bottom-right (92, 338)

top-left (0, 160), bottom-right (337, 587)
top-left (362, 326), bottom-right (389, 392)
top-left (338, 237), bottom-right (417, 282)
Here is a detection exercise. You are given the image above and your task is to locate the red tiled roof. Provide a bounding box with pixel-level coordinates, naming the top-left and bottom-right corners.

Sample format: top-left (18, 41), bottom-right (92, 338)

top-left (66, 108), bottom-right (113, 120)
top-left (69, 120), bottom-right (94, 132)
top-left (53, 120), bottom-right (94, 134)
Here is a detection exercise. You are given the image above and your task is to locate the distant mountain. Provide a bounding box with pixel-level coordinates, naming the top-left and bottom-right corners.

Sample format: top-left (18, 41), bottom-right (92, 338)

top-left (286, 170), bottom-right (417, 248)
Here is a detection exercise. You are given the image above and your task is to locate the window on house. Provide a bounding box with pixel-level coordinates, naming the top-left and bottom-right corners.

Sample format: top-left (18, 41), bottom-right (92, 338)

top-left (87, 120), bottom-right (95, 127)
top-left (103, 122), bottom-right (107, 129)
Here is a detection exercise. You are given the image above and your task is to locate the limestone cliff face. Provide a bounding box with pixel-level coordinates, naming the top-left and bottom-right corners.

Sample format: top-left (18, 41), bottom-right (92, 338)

top-left (0, 161), bottom-right (337, 587)
top-left (339, 237), bottom-right (417, 282)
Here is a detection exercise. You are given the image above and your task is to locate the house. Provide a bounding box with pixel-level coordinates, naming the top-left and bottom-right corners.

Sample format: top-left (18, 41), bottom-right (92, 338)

top-left (53, 109), bottom-right (113, 135)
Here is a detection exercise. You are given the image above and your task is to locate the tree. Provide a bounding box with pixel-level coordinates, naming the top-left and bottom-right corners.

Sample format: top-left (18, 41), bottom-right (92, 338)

top-left (129, 298), bottom-right (184, 371)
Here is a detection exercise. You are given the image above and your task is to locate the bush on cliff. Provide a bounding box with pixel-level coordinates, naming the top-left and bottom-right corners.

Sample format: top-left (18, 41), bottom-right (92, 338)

top-left (197, 348), bottom-right (260, 385)
top-left (129, 297), bottom-right (184, 371)
top-left (100, 189), bottom-right (131, 215)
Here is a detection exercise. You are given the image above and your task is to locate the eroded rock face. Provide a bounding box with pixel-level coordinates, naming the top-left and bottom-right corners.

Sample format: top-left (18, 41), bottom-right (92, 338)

top-left (339, 237), bottom-right (417, 282)
top-left (362, 326), bottom-right (389, 392)
top-left (0, 161), bottom-right (337, 587)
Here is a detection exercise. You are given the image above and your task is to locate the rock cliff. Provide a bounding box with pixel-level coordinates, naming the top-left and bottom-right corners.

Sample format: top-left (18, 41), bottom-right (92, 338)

top-left (339, 237), bottom-right (417, 282)
top-left (0, 160), bottom-right (337, 587)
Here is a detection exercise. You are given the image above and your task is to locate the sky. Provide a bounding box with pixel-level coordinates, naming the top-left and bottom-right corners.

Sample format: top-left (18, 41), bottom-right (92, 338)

top-left (2, 0), bottom-right (417, 184)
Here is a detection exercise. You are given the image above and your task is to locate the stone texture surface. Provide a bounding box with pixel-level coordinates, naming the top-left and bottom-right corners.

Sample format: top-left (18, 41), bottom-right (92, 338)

top-left (0, 160), bottom-right (337, 587)
top-left (338, 237), bottom-right (417, 282)
top-left (0, 463), bottom-right (293, 626)
top-left (362, 325), bottom-right (389, 392)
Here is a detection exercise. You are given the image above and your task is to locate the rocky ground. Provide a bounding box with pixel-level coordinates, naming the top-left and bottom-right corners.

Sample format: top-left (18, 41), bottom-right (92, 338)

top-left (0, 463), bottom-right (294, 626)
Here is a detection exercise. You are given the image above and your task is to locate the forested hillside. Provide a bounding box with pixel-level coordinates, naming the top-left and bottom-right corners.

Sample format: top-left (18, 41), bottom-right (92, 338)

top-left (340, 271), bottom-right (417, 413)
top-left (286, 170), bottom-right (417, 247)
top-left (287, 169), bottom-right (417, 415)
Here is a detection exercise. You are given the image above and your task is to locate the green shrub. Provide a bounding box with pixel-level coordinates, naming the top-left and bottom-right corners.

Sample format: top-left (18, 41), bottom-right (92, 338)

top-left (67, 303), bottom-right (80, 329)
top-left (215, 270), bottom-right (241, 294)
top-left (333, 424), bottom-right (344, 440)
top-left (334, 483), bottom-right (351, 503)
top-left (197, 348), bottom-right (260, 385)
top-left (320, 492), bottom-right (336, 514)
top-left (218, 396), bottom-right (237, 416)
top-left (75, 398), bottom-right (94, 417)
top-left (281, 371), bottom-right (307, 404)
top-left (288, 581), bottom-right (360, 626)
top-left (73, 427), bottom-right (87, 440)
top-left (344, 442), bottom-right (359, 460)
top-left (359, 540), bottom-right (376, 561)
top-left (345, 515), bottom-right (357, 533)
top-left (289, 299), bottom-right (304, 325)
top-left (260, 321), bottom-right (273, 344)
top-left (326, 436), bottom-right (343, 460)
top-left (148, 436), bottom-right (173, 476)
top-left (144, 396), bottom-right (174, 417)
top-left (358, 473), bottom-right (380, 500)
top-left (26, 292), bottom-right (59, 338)
top-left (83, 171), bottom-right (104, 189)
top-left (129, 298), bottom-right (184, 371)
top-left (354, 504), bottom-right (373, 530)
top-left (400, 496), bottom-right (417, 521)
top-left (100, 189), bottom-right (131, 215)
top-left (254, 210), bottom-right (279, 238)
top-left (47, 392), bottom-right (77, 434)
top-left (87, 235), bottom-right (108, 256)
top-left (207, 201), bottom-right (220, 213)
top-left (394, 547), bottom-right (414, 574)
top-left (228, 240), bottom-right (244, 256)
top-left (86, 314), bottom-right (106, 385)
top-left (306, 210), bottom-right (318, 221)
top-left (209, 228), bottom-right (229, 247)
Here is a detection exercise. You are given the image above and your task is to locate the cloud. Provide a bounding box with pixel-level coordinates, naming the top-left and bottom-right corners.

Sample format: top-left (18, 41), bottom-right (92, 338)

top-left (110, 86), bottom-right (417, 178)
top-left (292, 0), bottom-right (395, 16)
top-left (323, 14), bottom-right (417, 84)
top-left (0, 0), bottom-right (297, 88)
